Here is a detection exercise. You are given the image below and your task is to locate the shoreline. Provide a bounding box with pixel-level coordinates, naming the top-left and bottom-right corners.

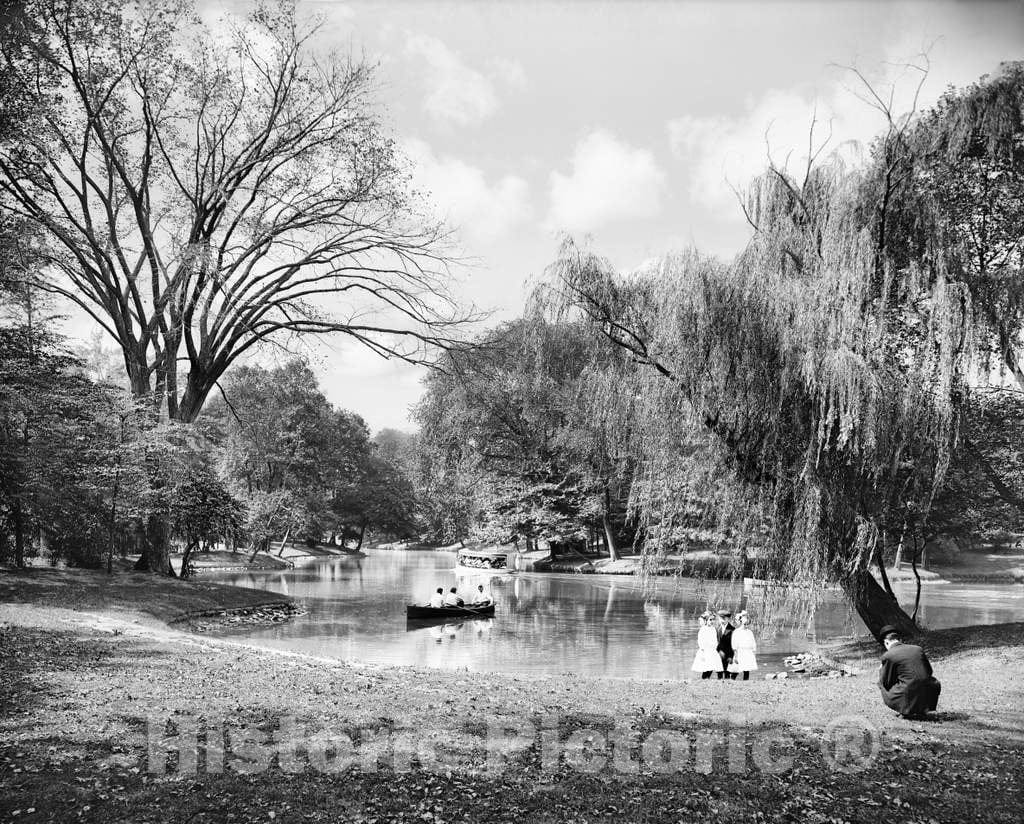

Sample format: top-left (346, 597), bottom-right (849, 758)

top-left (159, 543), bottom-right (1024, 585)
top-left (0, 565), bottom-right (298, 625)
top-left (2, 569), bottom-right (1023, 822)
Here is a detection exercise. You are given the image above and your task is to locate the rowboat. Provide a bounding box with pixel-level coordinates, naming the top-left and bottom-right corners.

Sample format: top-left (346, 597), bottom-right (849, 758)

top-left (455, 546), bottom-right (514, 573)
top-left (406, 603), bottom-right (495, 620)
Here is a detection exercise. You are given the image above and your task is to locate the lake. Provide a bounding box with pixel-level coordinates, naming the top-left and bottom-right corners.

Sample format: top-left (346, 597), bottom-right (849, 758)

top-left (204, 549), bottom-right (1024, 679)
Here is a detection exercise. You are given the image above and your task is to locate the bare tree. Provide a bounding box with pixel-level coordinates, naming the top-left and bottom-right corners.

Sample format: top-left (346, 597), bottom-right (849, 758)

top-left (0, 0), bottom-right (470, 421)
top-left (0, 0), bottom-right (473, 571)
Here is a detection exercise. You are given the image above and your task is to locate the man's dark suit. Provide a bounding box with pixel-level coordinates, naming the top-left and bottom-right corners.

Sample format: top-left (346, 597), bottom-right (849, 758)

top-left (878, 642), bottom-right (941, 718)
top-left (716, 622), bottom-right (735, 678)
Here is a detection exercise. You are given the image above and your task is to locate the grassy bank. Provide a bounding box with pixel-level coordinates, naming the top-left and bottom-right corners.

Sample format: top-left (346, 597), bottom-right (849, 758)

top-left (1, 570), bottom-right (1022, 823)
top-left (0, 566), bottom-right (293, 625)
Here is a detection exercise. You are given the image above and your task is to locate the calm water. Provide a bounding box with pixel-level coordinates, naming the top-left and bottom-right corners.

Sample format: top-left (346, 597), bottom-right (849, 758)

top-left (205, 549), bottom-right (1024, 679)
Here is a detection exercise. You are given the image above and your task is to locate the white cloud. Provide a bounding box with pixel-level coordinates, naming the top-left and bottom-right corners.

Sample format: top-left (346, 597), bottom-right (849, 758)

top-left (669, 86), bottom-right (883, 215)
top-left (546, 131), bottom-right (665, 233)
top-left (666, 55), bottom-right (975, 216)
top-left (404, 139), bottom-right (532, 245)
top-left (405, 34), bottom-right (525, 126)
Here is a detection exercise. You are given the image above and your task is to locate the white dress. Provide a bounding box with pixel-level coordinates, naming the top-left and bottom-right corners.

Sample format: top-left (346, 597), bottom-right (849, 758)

top-left (730, 626), bottom-right (758, 671)
top-left (691, 625), bottom-right (723, 672)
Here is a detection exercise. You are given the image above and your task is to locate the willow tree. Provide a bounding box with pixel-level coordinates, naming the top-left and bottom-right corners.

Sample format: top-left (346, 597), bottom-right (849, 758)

top-left (866, 61), bottom-right (1024, 385)
top-left (0, 0), bottom-right (471, 572)
top-left (544, 146), bottom-right (973, 635)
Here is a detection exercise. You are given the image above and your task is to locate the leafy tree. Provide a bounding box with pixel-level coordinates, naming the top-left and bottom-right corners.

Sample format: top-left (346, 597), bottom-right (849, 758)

top-left (0, 0), bottom-right (471, 572)
top-left (532, 67), bottom-right (1024, 635)
top-left (373, 428), bottom-right (420, 483)
top-left (415, 316), bottom-right (633, 553)
top-left (330, 453), bottom-right (418, 549)
top-left (207, 359), bottom-right (410, 549)
top-left (242, 489), bottom-right (307, 557)
top-left (172, 466), bottom-right (245, 578)
top-left (213, 361), bottom-right (352, 497)
top-left (862, 61), bottom-right (1024, 385)
top-left (544, 149), bottom-right (973, 638)
top-left (927, 388), bottom-right (1024, 548)
top-left (0, 322), bottom-right (154, 569)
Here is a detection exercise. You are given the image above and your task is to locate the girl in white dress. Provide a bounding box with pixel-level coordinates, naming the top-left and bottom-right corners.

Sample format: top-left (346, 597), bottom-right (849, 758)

top-left (729, 610), bottom-right (758, 680)
top-left (691, 611), bottom-right (723, 679)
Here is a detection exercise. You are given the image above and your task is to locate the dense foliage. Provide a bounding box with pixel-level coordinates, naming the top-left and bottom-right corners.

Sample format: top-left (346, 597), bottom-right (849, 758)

top-left (415, 316), bottom-right (635, 554)
top-left (413, 65), bottom-right (1024, 635)
top-left (0, 0), bottom-right (471, 573)
top-left (0, 335), bottom-right (421, 569)
top-left (204, 360), bottom-right (419, 551)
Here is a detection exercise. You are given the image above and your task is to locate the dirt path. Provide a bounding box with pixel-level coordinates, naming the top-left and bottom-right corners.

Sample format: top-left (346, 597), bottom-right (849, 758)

top-left (1, 575), bottom-right (1023, 823)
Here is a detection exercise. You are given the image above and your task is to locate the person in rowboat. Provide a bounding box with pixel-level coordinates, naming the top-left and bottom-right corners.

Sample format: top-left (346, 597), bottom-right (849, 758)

top-left (472, 584), bottom-right (492, 606)
top-left (429, 587), bottom-right (445, 608)
top-left (444, 586), bottom-right (464, 607)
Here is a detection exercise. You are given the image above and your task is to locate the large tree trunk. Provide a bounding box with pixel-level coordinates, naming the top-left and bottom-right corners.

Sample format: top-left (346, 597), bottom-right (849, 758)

top-left (841, 569), bottom-right (918, 641)
top-left (134, 514), bottom-right (174, 575)
top-left (355, 520), bottom-right (367, 551)
top-left (176, 375), bottom-right (215, 425)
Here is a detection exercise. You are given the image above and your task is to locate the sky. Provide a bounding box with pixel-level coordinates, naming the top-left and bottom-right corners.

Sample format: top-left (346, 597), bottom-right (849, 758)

top-left (65, 0), bottom-right (1024, 433)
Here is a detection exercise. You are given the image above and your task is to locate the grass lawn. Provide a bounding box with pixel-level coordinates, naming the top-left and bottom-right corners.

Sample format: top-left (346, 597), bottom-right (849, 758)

top-left (1, 567), bottom-right (1022, 823)
top-left (0, 566), bottom-right (292, 624)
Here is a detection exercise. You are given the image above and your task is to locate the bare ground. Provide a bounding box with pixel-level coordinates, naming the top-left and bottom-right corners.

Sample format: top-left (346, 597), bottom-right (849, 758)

top-left (1, 568), bottom-right (1022, 824)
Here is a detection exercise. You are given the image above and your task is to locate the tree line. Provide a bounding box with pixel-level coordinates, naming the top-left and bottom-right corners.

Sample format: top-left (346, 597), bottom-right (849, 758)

top-left (2, 0), bottom-right (1022, 636)
top-left (0, 301), bottom-right (420, 573)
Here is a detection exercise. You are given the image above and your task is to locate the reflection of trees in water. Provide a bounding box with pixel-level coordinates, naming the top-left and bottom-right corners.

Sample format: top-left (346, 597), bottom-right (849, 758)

top-left (208, 556), bottom-right (1024, 675)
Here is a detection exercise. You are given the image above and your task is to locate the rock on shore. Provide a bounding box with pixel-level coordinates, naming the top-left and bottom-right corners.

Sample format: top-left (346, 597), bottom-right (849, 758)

top-left (185, 602), bottom-right (306, 632)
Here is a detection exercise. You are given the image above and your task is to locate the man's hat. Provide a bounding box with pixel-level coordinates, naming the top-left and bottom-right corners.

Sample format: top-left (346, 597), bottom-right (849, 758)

top-left (877, 624), bottom-right (899, 640)
top-left (716, 610), bottom-right (732, 618)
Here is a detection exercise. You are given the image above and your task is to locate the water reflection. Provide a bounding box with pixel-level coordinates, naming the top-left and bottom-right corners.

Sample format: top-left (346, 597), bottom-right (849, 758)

top-left (421, 619), bottom-right (495, 642)
top-left (206, 549), bottom-right (1024, 679)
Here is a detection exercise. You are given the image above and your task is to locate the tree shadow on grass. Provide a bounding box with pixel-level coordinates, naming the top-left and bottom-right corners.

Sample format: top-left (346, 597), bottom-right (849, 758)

top-left (0, 625), bottom-right (177, 721)
top-left (828, 620), bottom-right (1024, 664)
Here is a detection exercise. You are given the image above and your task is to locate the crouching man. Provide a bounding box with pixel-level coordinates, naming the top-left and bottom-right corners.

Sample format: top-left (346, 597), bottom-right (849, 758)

top-left (877, 624), bottom-right (941, 720)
